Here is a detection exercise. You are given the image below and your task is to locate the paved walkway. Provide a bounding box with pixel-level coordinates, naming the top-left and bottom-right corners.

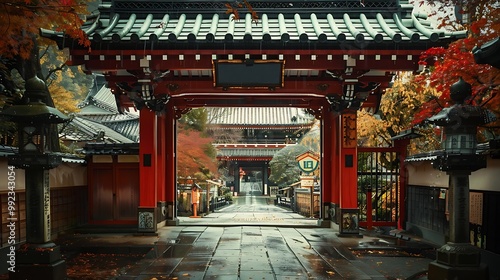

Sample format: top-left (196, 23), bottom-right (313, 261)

top-left (53, 196), bottom-right (499, 279)
top-left (112, 226), bottom-right (433, 280)
top-left (178, 196), bottom-right (319, 227)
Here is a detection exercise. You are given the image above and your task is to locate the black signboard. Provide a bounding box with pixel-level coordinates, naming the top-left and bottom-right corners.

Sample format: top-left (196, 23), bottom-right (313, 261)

top-left (213, 59), bottom-right (284, 88)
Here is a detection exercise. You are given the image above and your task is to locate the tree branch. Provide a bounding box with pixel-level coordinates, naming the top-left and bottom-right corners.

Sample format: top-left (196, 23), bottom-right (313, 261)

top-left (45, 63), bottom-right (66, 86)
top-left (39, 45), bottom-right (51, 61)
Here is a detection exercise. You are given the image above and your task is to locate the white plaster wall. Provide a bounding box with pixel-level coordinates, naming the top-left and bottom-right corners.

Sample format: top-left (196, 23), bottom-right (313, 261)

top-left (49, 162), bottom-right (87, 188)
top-left (407, 158), bottom-right (500, 191)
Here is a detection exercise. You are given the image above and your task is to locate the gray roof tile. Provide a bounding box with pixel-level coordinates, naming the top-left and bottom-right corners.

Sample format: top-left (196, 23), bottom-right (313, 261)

top-left (208, 107), bottom-right (315, 127)
top-left (215, 144), bottom-right (289, 159)
top-left (218, 148), bottom-right (281, 158)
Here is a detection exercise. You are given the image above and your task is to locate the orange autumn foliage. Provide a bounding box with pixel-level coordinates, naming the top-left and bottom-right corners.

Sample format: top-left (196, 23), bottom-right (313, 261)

top-left (0, 0), bottom-right (90, 60)
top-left (176, 129), bottom-right (218, 179)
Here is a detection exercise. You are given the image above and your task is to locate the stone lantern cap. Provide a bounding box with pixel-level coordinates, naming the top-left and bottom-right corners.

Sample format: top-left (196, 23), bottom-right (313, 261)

top-left (0, 76), bottom-right (68, 124)
top-left (1, 101), bottom-right (69, 124)
top-left (425, 105), bottom-right (496, 128)
top-left (425, 78), bottom-right (496, 128)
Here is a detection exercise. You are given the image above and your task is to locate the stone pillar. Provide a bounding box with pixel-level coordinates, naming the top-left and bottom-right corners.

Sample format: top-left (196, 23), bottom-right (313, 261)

top-left (428, 171), bottom-right (488, 279)
top-left (448, 172), bottom-right (470, 243)
top-left (426, 78), bottom-right (493, 280)
top-left (12, 168), bottom-right (66, 279)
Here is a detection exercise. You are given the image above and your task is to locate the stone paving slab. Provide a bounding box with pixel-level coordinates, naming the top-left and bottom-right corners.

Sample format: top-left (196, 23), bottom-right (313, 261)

top-left (48, 195), bottom-right (500, 279)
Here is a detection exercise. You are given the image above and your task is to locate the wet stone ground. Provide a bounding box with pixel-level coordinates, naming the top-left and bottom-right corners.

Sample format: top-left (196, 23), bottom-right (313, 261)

top-left (0, 197), bottom-right (441, 279)
top-left (64, 251), bottom-right (146, 280)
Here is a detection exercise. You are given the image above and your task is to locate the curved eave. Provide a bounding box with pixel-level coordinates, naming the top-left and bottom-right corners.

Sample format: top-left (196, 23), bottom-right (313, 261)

top-left (41, 10), bottom-right (466, 51)
top-left (210, 124), bottom-right (315, 130)
top-left (217, 156), bottom-right (273, 162)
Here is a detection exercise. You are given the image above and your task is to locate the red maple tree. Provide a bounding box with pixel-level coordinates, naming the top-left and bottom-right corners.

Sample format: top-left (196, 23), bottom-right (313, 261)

top-left (413, 1), bottom-right (500, 136)
top-left (177, 128), bottom-right (218, 180)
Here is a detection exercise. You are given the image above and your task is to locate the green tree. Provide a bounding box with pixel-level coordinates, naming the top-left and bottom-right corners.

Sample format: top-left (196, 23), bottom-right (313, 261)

top-left (269, 144), bottom-right (309, 186)
top-left (178, 108), bottom-right (209, 132)
top-left (268, 120), bottom-right (320, 186)
top-left (298, 120), bottom-right (320, 152)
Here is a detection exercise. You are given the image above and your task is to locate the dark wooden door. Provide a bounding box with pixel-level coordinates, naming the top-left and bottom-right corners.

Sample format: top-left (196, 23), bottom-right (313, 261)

top-left (92, 168), bottom-right (114, 221)
top-left (115, 167), bottom-right (139, 221)
top-left (90, 163), bottom-right (139, 224)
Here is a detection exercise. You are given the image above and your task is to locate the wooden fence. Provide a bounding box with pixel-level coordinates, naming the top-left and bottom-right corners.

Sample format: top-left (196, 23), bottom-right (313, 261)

top-left (295, 190), bottom-right (320, 218)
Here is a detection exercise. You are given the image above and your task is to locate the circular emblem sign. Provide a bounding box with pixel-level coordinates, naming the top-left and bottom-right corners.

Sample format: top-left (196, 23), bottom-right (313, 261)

top-left (296, 151), bottom-right (319, 174)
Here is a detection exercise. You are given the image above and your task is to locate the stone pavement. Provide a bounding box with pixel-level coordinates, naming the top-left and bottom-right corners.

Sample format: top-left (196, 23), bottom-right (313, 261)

top-left (54, 197), bottom-right (499, 279)
top-left (56, 223), bottom-right (500, 280)
top-left (115, 226), bottom-right (434, 280)
top-left (58, 224), bottom-right (438, 280)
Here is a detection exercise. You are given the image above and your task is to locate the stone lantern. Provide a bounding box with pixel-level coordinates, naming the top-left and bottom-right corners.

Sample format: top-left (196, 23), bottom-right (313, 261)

top-left (426, 77), bottom-right (495, 280)
top-left (1, 77), bottom-right (68, 279)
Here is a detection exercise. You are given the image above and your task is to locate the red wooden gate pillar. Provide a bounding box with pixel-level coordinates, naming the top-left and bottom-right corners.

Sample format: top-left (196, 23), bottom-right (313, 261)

top-left (138, 109), bottom-right (158, 233)
top-left (322, 111), bottom-right (338, 225)
top-left (338, 112), bottom-right (361, 236)
top-left (164, 104), bottom-right (177, 224)
top-left (156, 114), bottom-right (167, 225)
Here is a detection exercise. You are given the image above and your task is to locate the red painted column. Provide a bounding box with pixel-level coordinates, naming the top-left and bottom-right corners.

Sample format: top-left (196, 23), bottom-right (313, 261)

top-left (323, 111), bottom-right (342, 224)
top-left (338, 112), bottom-right (359, 235)
top-left (154, 114), bottom-right (166, 226)
top-left (321, 115), bottom-right (332, 208)
top-left (139, 109), bottom-right (157, 207)
top-left (339, 113), bottom-right (358, 209)
top-left (156, 114), bottom-right (166, 203)
top-left (323, 112), bottom-right (342, 225)
top-left (164, 104), bottom-right (177, 221)
top-left (138, 109), bottom-right (158, 233)
top-left (330, 113), bottom-right (341, 206)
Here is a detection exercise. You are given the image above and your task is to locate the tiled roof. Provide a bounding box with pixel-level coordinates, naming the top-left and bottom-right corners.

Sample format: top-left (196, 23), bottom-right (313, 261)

top-left (216, 143), bottom-right (288, 160)
top-left (47, 0), bottom-right (466, 49)
top-left (62, 77), bottom-right (140, 144)
top-left (60, 115), bottom-right (136, 144)
top-left (0, 146), bottom-right (16, 157)
top-left (82, 113), bottom-right (140, 142)
top-left (84, 143), bottom-right (139, 155)
top-left (0, 146), bottom-right (86, 163)
top-left (78, 83), bottom-right (120, 114)
top-left (208, 107), bottom-right (315, 127)
top-left (218, 148), bottom-right (280, 158)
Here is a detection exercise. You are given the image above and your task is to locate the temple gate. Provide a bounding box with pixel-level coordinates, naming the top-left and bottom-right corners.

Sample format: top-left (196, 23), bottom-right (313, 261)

top-left (43, 0), bottom-right (465, 233)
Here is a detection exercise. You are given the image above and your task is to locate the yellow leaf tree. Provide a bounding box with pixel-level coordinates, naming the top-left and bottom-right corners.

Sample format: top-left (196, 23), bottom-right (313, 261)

top-left (357, 72), bottom-right (441, 155)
